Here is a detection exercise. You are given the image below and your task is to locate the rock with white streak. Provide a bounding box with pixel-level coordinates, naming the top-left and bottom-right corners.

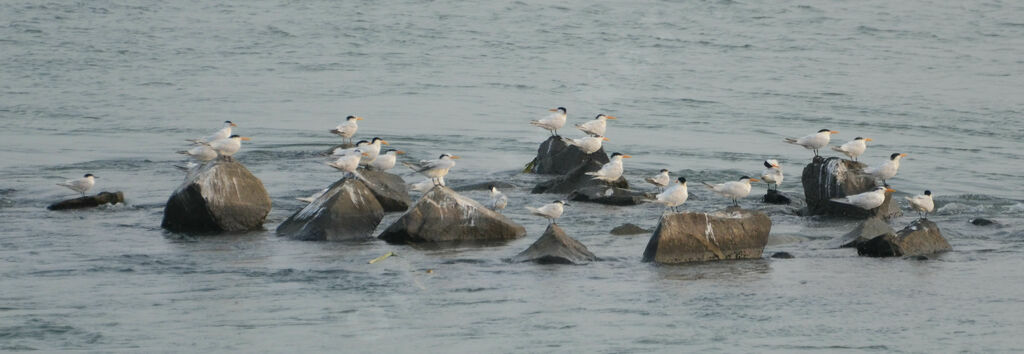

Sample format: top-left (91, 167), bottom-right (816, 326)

top-left (378, 186), bottom-right (526, 244)
top-left (276, 177), bottom-right (384, 241)
top-left (642, 206), bottom-right (772, 264)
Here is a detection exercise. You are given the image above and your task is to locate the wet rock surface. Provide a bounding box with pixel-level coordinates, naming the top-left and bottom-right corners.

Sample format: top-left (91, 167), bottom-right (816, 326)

top-left (567, 186), bottom-right (651, 206)
top-left (827, 217), bottom-right (895, 248)
top-left (378, 186), bottom-right (526, 244)
top-left (762, 189), bottom-right (791, 205)
top-left (771, 252), bottom-right (795, 259)
top-left (532, 159), bottom-right (628, 195)
top-left (610, 223), bottom-right (651, 235)
top-left (857, 219), bottom-right (951, 257)
top-left (511, 224), bottom-right (597, 264)
top-left (162, 160), bottom-right (272, 233)
top-left (526, 136), bottom-right (610, 175)
top-left (969, 218), bottom-right (997, 226)
top-left (47, 191), bottom-right (124, 210)
top-left (642, 207), bottom-right (772, 264)
top-left (451, 181), bottom-right (517, 192)
top-left (802, 156), bottom-right (900, 219)
top-left (355, 169), bottom-right (412, 212)
top-left (276, 177), bottom-right (384, 241)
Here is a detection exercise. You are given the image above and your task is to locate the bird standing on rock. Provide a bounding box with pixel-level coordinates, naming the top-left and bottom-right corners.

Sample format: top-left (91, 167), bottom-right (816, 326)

top-left (57, 174), bottom-right (97, 196)
top-left (358, 137), bottom-right (389, 165)
top-left (645, 169), bottom-right (670, 192)
top-left (561, 135), bottom-right (608, 154)
top-left (703, 176), bottom-right (760, 206)
top-left (187, 120), bottom-right (236, 144)
top-left (526, 200), bottom-right (567, 225)
top-left (327, 149), bottom-right (368, 175)
top-left (331, 115), bottom-right (362, 144)
top-left (784, 129), bottom-right (839, 157)
top-left (530, 107), bottom-right (567, 136)
top-left (203, 134), bottom-right (251, 161)
top-left (177, 145), bottom-right (218, 162)
top-left (575, 114), bottom-right (616, 137)
top-left (830, 186), bottom-right (893, 210)
top-left (831, 137), bottom-right (872, 161)
top-left (651, 177), bottom-right (688, 212)
top-left (367, 149), bottom-right (404, 171)
top-left (760, 160), bottom-right (783, 191)
top-left (906, 190), bottom-right (934, 218)
top-left (403, 153), bottom-right (459, 186)
top-left (488, 185), bottom-right (508, 213)
top-left (865, 153), bottom-right (907, 185)
top-left (586, 152), bottom-right (631, 182)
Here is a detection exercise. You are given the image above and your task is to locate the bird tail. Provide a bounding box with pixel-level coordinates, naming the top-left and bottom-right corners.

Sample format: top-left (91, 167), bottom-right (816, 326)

top-left (296, 197), bottom-right (315, 203)
top-left (701, 182), bottom-right (715, 189)
top-left (560, 137), bottom-right (574, 145)
top-left (783, 138), bottom-right (798, 144)
top-left (830, 146), bottom-right (844, 153)
top-left (401, 162), bottom-right (418, 171)
top-left (529, 120), bottom-right (545, 127)
top-left (55, 182), bottom-right (69, 187)
top-left (524, 206), bottom-right (540, 214)
top-left (644, 177), bottom-right (658, 185)
top-left (176, 150), bottom-right (189, 155)
top-left (904, 196), bottom-right (913, 202)
top-left (830, 197), bottom-right (852, 205)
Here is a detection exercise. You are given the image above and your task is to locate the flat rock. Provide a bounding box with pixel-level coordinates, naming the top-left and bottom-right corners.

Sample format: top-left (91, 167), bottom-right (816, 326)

top-left (827, 217), bottom-right (895, 248)
top-left (511, 224), bottom-right (597, 264)
top-left (762, 189), bottom-right (791, 205)
top-left (857, 219), bottom-right (951, 257)
top-left (378, 186), bottom-right (526, 244)
top-left (162, 160), bottom-right (272, 233)
top-left (642, 207), bottom-right (772, 264)
top-left (355, 169), bottom-right (412, 212)
top-left (451, 181), bottom-right (517, 192)
top-left (610, 223), bottom-right (650, 235)
top-left (532, 159), bottom-right (628, 195)
top-left (771, 252), bottom-right (795, 259)
top-left (567, 185), bottom-right (651, 206)
top-left (969, 218), bottom-right (996, 226)
top-left (48, 191), bottom-right (124, 210)
top-left (801, 156), bottom-right (901, 219)
top-left (526, 136), bottom-right (610, 175)
top-left (276, 177), bottom-right (384, 241)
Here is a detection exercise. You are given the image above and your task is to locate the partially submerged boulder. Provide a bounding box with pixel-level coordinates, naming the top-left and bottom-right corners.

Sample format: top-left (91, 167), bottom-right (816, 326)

top-left (763, 189), bottom-right (791, 205)
top-left (642, 207), bottom-right (772, 264)
top-left (532, 159), bottom-right (628, 195)
top-left (526, 136), bottom-right (610, 175)
top-left (826, 217), bottom-right (895, 248)
top-left (378, 186), bottom-right (526, 244)
top-left (857, 219), bottom-right (951, 257)
top-left (162, 160), bottom-right (271, 233)
top-left (610, 223), bottom-right (650, 235)
top-left (356, 169), bottom-right (412, 212)
top-left (567, 185), bottom-right (651, 206)
top-left (512, 224), bottom-right (597, 264)
top-left (48, 191), bottom-right (124, 210)
top-left (276, 177), bottom-right (384, 241)
top-left (802, 156), bottom-right (900, 219)
top-left (451, 181), bottom-right (517, 192)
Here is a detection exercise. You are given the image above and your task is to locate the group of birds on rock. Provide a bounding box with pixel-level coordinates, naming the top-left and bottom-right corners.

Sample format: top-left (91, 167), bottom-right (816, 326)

top-left (178, 120), bottom-right (251, 163)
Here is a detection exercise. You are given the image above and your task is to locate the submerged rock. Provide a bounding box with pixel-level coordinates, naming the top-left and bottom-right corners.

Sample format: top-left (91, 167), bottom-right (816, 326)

top-left (355, 169), bottom-right (412, 212)
top-left (771, 252), bottom-right (795, 259)
top-left (512, 224), bottom-right (597, 264)
top-left (610, 223), bottom-right (650, 235)
top-left (827, 217), bottom-right (895, 248)
top-left (47, 191), bottom-right (124, 210)
top-left (276, 177), bottom-right (384, 241)
top-left (162, 160), bottom-right (271, 233)
top-left (762, 189), bottom-right (791, 205)
top-left (532, 159), bottom-right (628, 195)
top-left (801, 156), bottom-right (900, 219)
top-left (857, 219), bottom-right (951, 257)
top-left (642, 207), bottom-right (772, 264)
top-left (969, 218), bottom-right (996, 226)
top-left (378, 186), bottom-right (526, 244)
top-left (567, 185), bottom-right (651, 206)
top-left (526, 136), bottom-right (610, 175)
top-left (451, 181), bottom-right (517, 192)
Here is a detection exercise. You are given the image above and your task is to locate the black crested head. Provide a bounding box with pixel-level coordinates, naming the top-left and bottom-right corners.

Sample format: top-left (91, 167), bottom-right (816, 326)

top-left (924, 190), bottom-right (932, 196)
top-left (660, 169), bottom-right (669, 173)
top-left (439, 153), bottom-right (450, 159)
top-left (355, 140), bottom-right (370, 145)
top-left (385, 148), bottom-right (398, 153)
top-left (84, 173), bottom-right (94, 178)
top-left (610, 152), bottom-right (623, 157)
top-left (372, 137), bottom-right (383, 142)
top-left (739, 175), bottom-right (751, 180)
top-left (229, 134), bottom-right (241, 138)
top-left (224, 120), bottom-right (233, 124)
top-left (557, 107), bottom-right (567, 113)
top-left (818, 129), bottom-right (831, 133)
top-left (488, 184), bottom-right (496, 190)
top-left (595, 114), bottom-right (604, 119)
top-left (346, 115), bottom-right (356, 120)
top-left (677, 176), bottom-right (687, 183)
top-left (855, 136), bottom-right (864, 140)
top-left (553, 200), bottom-right (563, 204)
top-left (890, 152), bottom-right (901, 160)
top-left (763, 160), bottom-right (773, 168)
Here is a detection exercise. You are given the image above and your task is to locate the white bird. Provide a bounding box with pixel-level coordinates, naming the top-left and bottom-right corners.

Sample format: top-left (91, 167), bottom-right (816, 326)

top-left (358, 137), bottom-right (389, 165)
top-left (644, 169), bottom-right (670, 191)
top-left (651, 177), bottom-right (688, 212)
top-left (177, 145), bottom-right (218, 162)
top-left (586, 152), bottom-right (631, 182)
top-left (487, 185), bottom-right (508, 213)
top-left (831, 137), bottom-right (872, 161)
top-left (327, 149), bottom-right (368, 174)
top-left (332, 140), bottom-right (370, 156)
top-left (187, 120), bottom-right (236, 144)
top-left (330, 115), bottom-right (362, 144)
top-left (403, 153), bottom-right (459, 186)
top-left (525, 200), bottom-right (567, 224)
top-left (784, 129), bottom-right (839, 157)
top-left (367, 149), bottom-right (404, 171)
top-left (906, 190), bottom-right (935, 218)
top-left (296, 188), bottom-right (329, 203)
top-left (760, 160), bottom-right (783, 190)
top-left (57, 174), bottom-right (97, 196)
top-left (865, 153), bottom-right (907, 185)
top-left (561, 135), bottom-right (608, 154)
top-left (530, 107), bottom-right (567, 136)
top-left (575, 114), bottom-right (617, 137)
top-left (831, 186), bottom-right (893, 210)
top-left (703, 176), bottom-right (761, 206)
top-left (203, 134), bottom-right (251, 161)
top-left (408, 178), bottom-right (438, 193)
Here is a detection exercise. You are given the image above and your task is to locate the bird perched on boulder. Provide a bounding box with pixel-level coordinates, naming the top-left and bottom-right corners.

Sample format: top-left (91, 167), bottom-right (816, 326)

top-left (487, 185), bottom-right (508, 213)
top-left (367, 149), bottom-right (404, 171)
top-left (906, 190), bottom-right (934, 218)
top-left (561, 135), bottom-right (608, 154)
top-left (865, 153), bottom-right (907, 185)
top-left (403, 153), bottom-right (459, 186)
top-left (330, 115), bottom-right (362, 144)
top-left (831, 137), bottom-right (872, 161)
top-left (650, 177), bottom-right (688, 212)
top-left (57, 174), bottom-right (97, 196)
top-left (177, 145), bottom-right (218, 162)
top-left (586, 152), bottom-right (631, 182)
top-left (830, 186), bottom-right (893, 210)
top-left (645, 169), bottom-right (670, 192)
top-left (530, 107), bottom-right (567, 136)
top-left (526, 200), bottom-right (567, 225)
top-left (187, 120), bottom-right (236, 144)
top-left (575, 114), bottom-right (616, 137)
top-left (703, 176), bottom-right (760, 206)
top-left (760, 160), bottom-right (783, 191)
top-left (784, 129), bottom-right (838, 157)
top-left (327, 149), bottom-right (368, 175)
top-left (203, 134), bottom-right (251, 161)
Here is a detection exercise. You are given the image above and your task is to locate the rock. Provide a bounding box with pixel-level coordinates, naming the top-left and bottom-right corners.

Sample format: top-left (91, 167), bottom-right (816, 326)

top-left (355, 169), bottom-right (412, 212)
top-left (276, 177), bottom-right (384, 241)
top-left (610, 223), bottom-right (650, 235)
top-left (856, 219), bottom-right (951, 257)
top-left (969, 218), bottom-right (996, 226)
top-left (801, 156), bottom-right (901, 219)
top-left (162, 160), bottom-right (272, 233)
top-left (451, 181), bottom-right (517, 192)
top-left (526, 136), bottom-right (610, 175)
top-left (642, 207), bottom-right (772, 264)
top-left (771, 251), bottom-right (795, 259)
top-left (567, 185), bottom-right (651, 206)
top-left (511, 224), bottom-right (597, 264)
top-left (532, 159), bottom-right (628, 195)
top-left (47, 191), bottom-right (124, 210)
top-left (826, 217), bottom-right (895, 248)
top-left (762, 189), bottom-right (791, 204)
top-left (378, 186), bottom-right (527, 244)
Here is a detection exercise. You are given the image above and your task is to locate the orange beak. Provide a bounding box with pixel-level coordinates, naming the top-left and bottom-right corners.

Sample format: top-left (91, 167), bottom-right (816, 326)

top-left (772, 164), bottom-right (780, 168)
top-left (605, 116), bottom-right (617, 120)
top-left (749, 178), bottom-right (761, 182)
top-left (900, 153), bottom-right (908, 157)
top-left (395, 150), bottom-right (405, 155)
top-left (622, 155), bottom-right (632, 158)
top-left (240, 137), bottom-right (252, 141)
top-left (356, 117), bottom-right (364, 121)
top-left (381, 140), bottom-right (389, 145)
top-left (830, 131), bottom-right (840, 134)
top-left (865, 138), bottom-right (873, 142)
top-left (230, 123), bottom-right (238, 127)
top-left (548, 108), bottom-right (558, 112)
top-left (450, 155), bottom-right (461, 159)
top-left (885, 188), bottom-right (895, 193)
top-left (602, 137), bottom-right (610, 141)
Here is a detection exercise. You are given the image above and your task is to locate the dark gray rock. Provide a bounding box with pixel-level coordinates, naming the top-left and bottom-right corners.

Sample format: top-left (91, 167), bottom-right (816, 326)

top-left (857, 219), bottom-right (951, 257)
top-left (771, 252), bottom-right (795, 259)
top-left (378, 186), bottom-right (527, 244)
top-left (642, 207), bottom-right (772, 264)
top-left (801, 156), bottom-right (901, 219)
top-left (512, 224), bottom-right (597, 264)
top-left (532, 159), bottom-right (628, 194)
top-left (276, 177), bottom-right (384, 241)
top-left (763, 189), bottom-right (791, 205)
top-left (162, 160), bottom-right (272, 233)
top-left (969, 218), bottom-right (996, 226)
top-left (827, 217), bottom-right (895, 248)
top-left (567, 185), bottom-right (652, 206)
top-left (526, 136), bottom-right (610, 175)
top-left (610, 223), bottom-right (650, 235)
top-left (48, 191), bottom-right (124, 210)
top-left (355, 169), bottom-right (412, 212)
top-left (451, 181), bottom-right (517, 192)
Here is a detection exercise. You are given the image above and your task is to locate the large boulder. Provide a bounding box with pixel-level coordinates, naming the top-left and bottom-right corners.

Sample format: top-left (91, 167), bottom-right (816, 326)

top-left (48, 191), bottom-right (124, 210)
top-left (532, 159), bottom-right (628, 195)
top-left (642, 207), bottom-right (772, 264)
top-left (162, 160), bottom-right (271, 233)
top-left (276, 177), bottom-right (384, 241)
top-left (511, 224), bottom-right (597, 264)
top-left (355, 169), bottom-right (411, 212)
top-left (826, 217), bottom-right (895, 248)
top-left (857, 219), bottom-right (951, 257)
top-left (378, 186), bottom-right (527, 244)
top-left (802, 156), bottom-right (900, 219)
top-left (762, 189), bottom-right (791, 205)
top-left (567, 185), bottom-right (651, 206)
top-left (526, 136), bottom-right (610, 175)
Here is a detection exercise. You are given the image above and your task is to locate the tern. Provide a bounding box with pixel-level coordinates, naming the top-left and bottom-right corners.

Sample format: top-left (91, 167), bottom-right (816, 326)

top-left (202, 134), bottom-right (251, 161)
top-left (760, 160), bottom-right (783, 191)
top-left (906, 190), bottom-right (934, 218)
top-left (367, 149), bottom-right (404, 171)
top-left (330, 115), bottom-right (362, 144)
top-left (530, 107), bottom-right (567, 136)
top-left (327, 149), bottom-right (368, 175)
top-left (575, 114), bottom-right (616, 137)
top-left (187, 120), bottom-right (236, 144)
top-left (526, 200), bottom-right (567, 225)
top-left (651, 177), bottom-right (688, 212)
top-left (784, 129), bottom-right (839, 157)
top-left (57, 174), bottom-right (97, 196)
top-left (403, 153), bottom-right (459, 186)
top-left (586, 152), bottom-right (631, 182)
top-left (644, 169), bottom-right (670, 192)
top-left (865, 153), bottom-right (907, 185)
top-left (488, 185), bottom-right (508, 213)
top-left (831, 186), bottom-right (894, 210)
top-left (831, 137), bottom-right (872, 161)
top-left (561, 135), bottom-right (608, 154)
top-left (358, 137), bottom-right (389, 164)
top-left (408, 178), bottom-right (437, 193)
top-left (703, 176), bottom-right (761, 206)
top-left (177, 145), bottom-right (218, 162)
